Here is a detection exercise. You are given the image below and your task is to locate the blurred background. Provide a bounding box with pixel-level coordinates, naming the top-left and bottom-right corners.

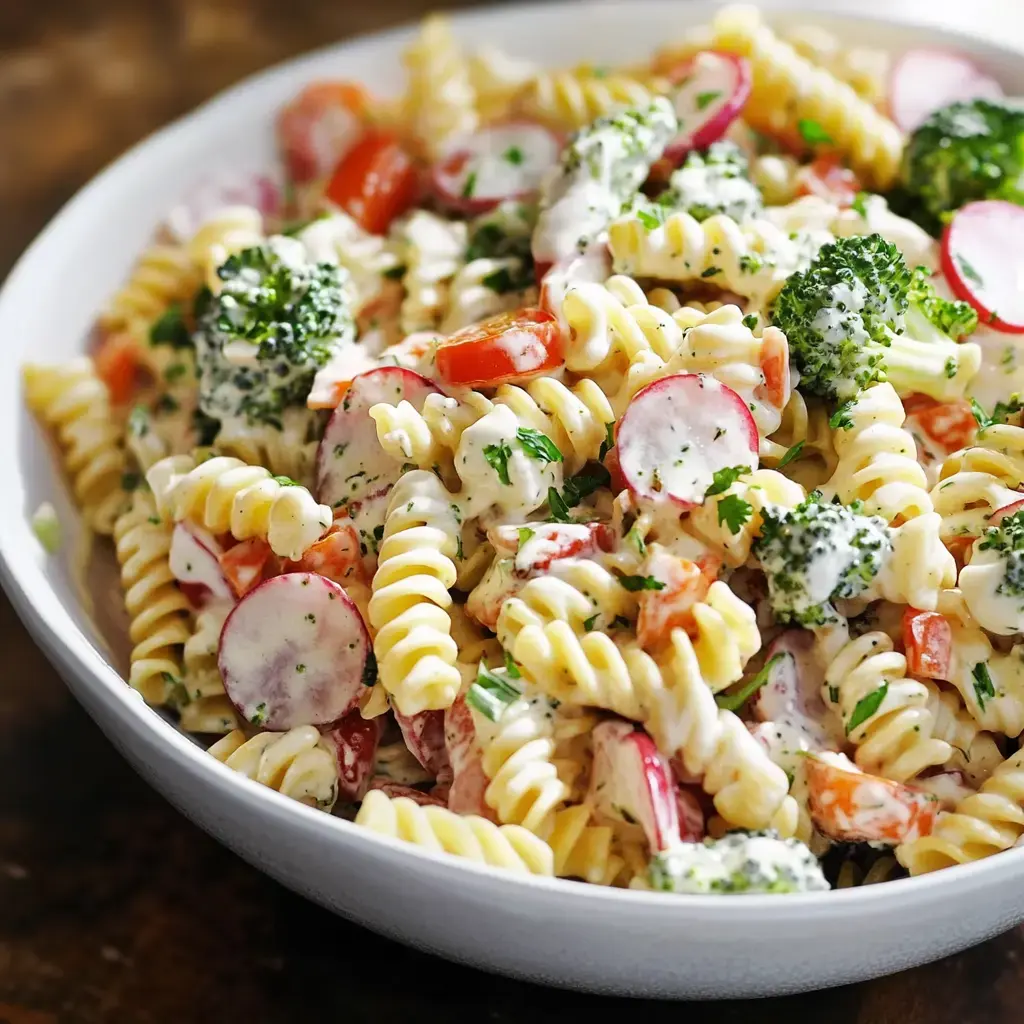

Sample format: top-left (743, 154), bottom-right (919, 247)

top-left (2, 1), bottom-right (1024, 1022)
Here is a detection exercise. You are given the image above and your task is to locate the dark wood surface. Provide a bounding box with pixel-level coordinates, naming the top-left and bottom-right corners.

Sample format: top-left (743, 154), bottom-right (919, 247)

top-left (1, 2), bottom-right (1023, 1021)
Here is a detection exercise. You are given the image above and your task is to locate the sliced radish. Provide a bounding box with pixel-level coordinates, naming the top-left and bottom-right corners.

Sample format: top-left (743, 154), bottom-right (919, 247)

top-left (444, 695), bottom-right (493, 818)
top-left (321, 712), bottom-right (382, 801)
top-left (589, 720), bottom-right (680, 853)
top-left (942, 201), bottom-right (1024, 333)
top-left (218, 572), bottom-right (372, 731)
top-left (164, 169), bottom-right (283, 242)
top-left (169, 522), bottom-right (233, 608)
top-left (393, 707), bottom-right (450, 777)
top-left (432, 123), bottom-right (561, 215)
top-left (890, 49), bottom-right (1004, 132)
top-left (315, 367), bottom-right (441, 574)
top-left (676, 785), bottom-right (706, 844)
top-left (989, 496), bottom-right (1024, 524)
top-left (616, 373), bottom-right (757, 508)
top-left (805, 754), bottom-right (938, 845)
top-left (662, 52), bottom-right (752, 167)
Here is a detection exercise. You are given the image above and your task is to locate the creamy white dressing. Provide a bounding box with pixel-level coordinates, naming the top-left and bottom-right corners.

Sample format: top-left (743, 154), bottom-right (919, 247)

top-left (959, 543), bottom-right (1024, 635)
top-left (495, 324), bottom-right (548, 373)
top-left (532, 99), bottom-right (678, 264)
top-left (443, 124), bottom-right (560, 201)
top-left (455, 404), bottom-right (564, 522)
top-left (966, 324), bottom-right (1024, 413)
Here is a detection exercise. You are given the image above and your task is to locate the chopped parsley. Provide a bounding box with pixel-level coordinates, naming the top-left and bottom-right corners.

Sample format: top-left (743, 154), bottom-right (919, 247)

top-left (955, 252), bottom-right (984, 289)
top-left (717, 493), bottom-right (753, 535)
top-left (484, 442), bottom-right (513, 485)
top-left (599, 422), bottom-right (616, 461)
top-left (715, 654), bottom-right (784, 712)
top-left (696, 90), bottom-right (722, 111)
top-left (516, 427), bottom-right (563, 464)
top-left (503, 145), bottom-right (525, 165)
top-left (615, 573), bottom-right (666, 592)
top-left (461, 171), bottom-right (478, 199)
top-left (547, 487), bottom-right (574, 523)
top-left (518, 526), bottom-right (535, 548)
top-left (776, 440), bottom-right (806, 469)
top-left (851, 192), bottom-right (871, 218)
top-left (972, 662), bottom-right (996, 711)
top-left (829, 402), bottom-right (855, 431)
top-left (797, 118), bottom-right (833, 146)
top-left (705, 465), bottom-right (748, 497)
top-left (847, 683), bottom-right (888, 735)
top-left (149, 303), bottom-right (192, 349)
top-left (503, 650), bottom-right (521, 679)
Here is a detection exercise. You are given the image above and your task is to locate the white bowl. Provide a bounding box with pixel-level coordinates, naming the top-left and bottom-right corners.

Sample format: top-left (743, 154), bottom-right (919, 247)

top-left (4, 0), bottom-right (1024, 999)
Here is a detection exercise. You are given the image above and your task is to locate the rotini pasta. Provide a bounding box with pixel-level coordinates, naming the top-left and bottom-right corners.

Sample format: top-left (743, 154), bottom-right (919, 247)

top-left (514, 68), bottom-right (658, 130)
top-left (897, 748), bottom-right (1024, 875)
top-left (146, 454), bottom-right (332, 561)
top-left (823, 632), bottom-right (952, 782)
top-left (355, 790), bottom-right (554, 874)
top-left (368, 470), bottom-right (462, 715)
top-left (113, 488), bottom-right (192, 705)
top-left (24, 360), bottom-right (129, 535)
top-left (100, 243), bottom-right (199, 339)
top-left (708, 4), bottom-right (904, 189)
top-left (179, 604), bottom-right (238, 735)
top-left (208, 726), bottom-right (339, 809)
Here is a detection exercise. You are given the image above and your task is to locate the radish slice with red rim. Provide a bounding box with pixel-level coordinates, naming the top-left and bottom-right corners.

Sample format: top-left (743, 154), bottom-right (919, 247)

top-left (432, 123), bottom-right (561, 215)
top-left (942, 201), bottom-right (1024, 333)
top-left (662, 51), bottom-right (752, 167)
top-left (443, 695), bottom-right (493, 817)
top-left (315, 367), bottom-right (441, 574)
top-left (321, 713), bottom-right (382, 801)
top-left (617, 372), bottom-right (757, 508)
top-left (990, 497), bottom-right (1024, 524)
top-left (890, 49), bottom-right (1004, 132)
top-left (367, 780), bottom-right (447, 807)
top-left (589, 720), bottom-right (680, 853)
top-left (169, 522), bottom-right (234, 608)
top-left (219, 572), bottom-right (372, 731)
top-left (164, 169), bottom-right (283, 242)
top-left (394, 707), bottom-right (450, 776)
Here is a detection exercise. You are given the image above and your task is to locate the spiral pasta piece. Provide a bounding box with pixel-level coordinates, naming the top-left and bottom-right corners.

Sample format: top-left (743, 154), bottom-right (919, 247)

top-left (24, 360), bottom-right (129, 535)
top-left (515, 68), bottom-right (658, 130)
top-left (399, 211), bottom-right (468, 334)
top-left (608, 210), bottom-right (811, 308)
top-left (876, 513), bottom-right (957, 612)
top-left (100, 244), bottom-right (199, 338)
top-left (113, 489), bottom-right (192, 706)
top-left (496, 562), bottom-right (637, 648)
top-left (179, 603), bottom-right (238, 735)
top-left (356, 790), bottom-right (554, 874)
top-left (823, 632), bottom-right (951, 782)
top-left (897, 748), bottom-right (1024, 875)
top-left (925, 682), bottom-right (1003, 787)
top-left (147, 454), bottom-right (331, 561)
top-left (932, 443), bottom-right (1024, 547)
top-left (469, 46), bottom-right (536, 122)
top-left (368, 470), bottom-right (462, 715)
top-left (660, 627), bottom-right (798, 835)
top-left (781, 23), bottom-right (890, 107)
top-left (762, 390), bottom-right (838, 491)
top-left (823, 383), bottom-right (933, 525)
top-left (481, 694), bottom-right (570, 835)
top-left (187, 206), bottom-right (264, 291)
top-left (690, 468), bottom-right (805, 568)
top-left (708, 4), bottom-right (904, 189)
top-left (208, 726), bottom-right (339, 810)
top-left (402, 14), bottom-right (478, 159)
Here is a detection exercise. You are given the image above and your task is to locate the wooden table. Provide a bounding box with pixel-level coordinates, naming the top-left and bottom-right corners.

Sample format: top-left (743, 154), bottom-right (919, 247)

top-left (1, 2), bottom-right (1023, 1021)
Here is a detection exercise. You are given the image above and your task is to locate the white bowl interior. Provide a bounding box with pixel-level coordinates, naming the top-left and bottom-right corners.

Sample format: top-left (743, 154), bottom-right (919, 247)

top-left (4, 0), bottom-right (1024, 997)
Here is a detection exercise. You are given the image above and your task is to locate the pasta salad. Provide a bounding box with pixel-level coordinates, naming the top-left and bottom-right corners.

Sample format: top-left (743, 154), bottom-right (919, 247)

top-left (25, 4), bottom-right (1024, 895)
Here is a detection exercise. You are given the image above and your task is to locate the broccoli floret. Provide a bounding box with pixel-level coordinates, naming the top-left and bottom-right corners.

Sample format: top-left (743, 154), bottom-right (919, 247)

top-left (902, 99), bottom-right (1024, 228)
top-left (754, 494), bottom-right (892, 627)
top-left (194, 236), bottom-right (354, 429)
top-left (649, 831), bottom-right (829, 895)
top-left (908, 265), bottom-right (979, 340)
top-left (772, 234), bottom-right (977, 402)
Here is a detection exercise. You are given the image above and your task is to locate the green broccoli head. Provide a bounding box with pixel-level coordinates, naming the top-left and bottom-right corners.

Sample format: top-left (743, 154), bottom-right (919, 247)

top-left (977, 509), bottom-right (1024, 599)
top-left (908, 265), bottom-right (979, 339)
top-left (902, 99), bottom-right (1024, 227)
top-left (773, 234), bottom-right (978, 402)
top-left (649, 831), bottom-right (829, 895)
top-left (754, 494), bottom-right (892, 627)
top-left (195, 237), bottom-right (354, 429)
